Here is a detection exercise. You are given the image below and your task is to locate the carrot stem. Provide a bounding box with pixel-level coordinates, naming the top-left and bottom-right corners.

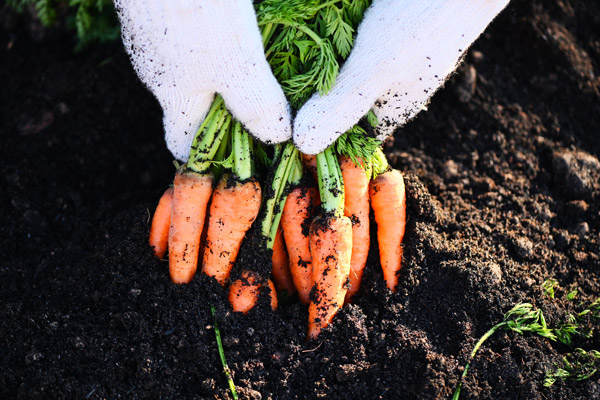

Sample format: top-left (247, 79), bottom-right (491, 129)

top-left (187, 96), bottom-right (231, 174)
top-left (210, 306), bottom-right (238, 400)
top-left (232, 122), bottom-right (253, 181)
top-left (316, 147), bottom-right (344, 215)
top-left (261, 143), bottom-right (299, 250)
top-left (261, 22), bottom-right (275, 48)
top-left (372, 147), bottom-right (389, 178)
top-left (211, 120), bottom-right (232, 179)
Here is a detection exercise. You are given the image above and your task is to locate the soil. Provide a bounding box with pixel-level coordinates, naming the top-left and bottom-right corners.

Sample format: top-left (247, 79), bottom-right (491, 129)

top-left (1, 1), bottom-right (600, 399)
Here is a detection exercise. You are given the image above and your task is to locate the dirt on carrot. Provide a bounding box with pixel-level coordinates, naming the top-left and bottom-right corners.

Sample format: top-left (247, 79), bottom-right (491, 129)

top-left (307, 213), bottom-right (353, 340)
top-left (229, 270), bottom-right (277, 314)
top-left (281, 186), bottom-right (320, 304)
top-left (169, 169), bottom-right (214, 284)
top-left (202, 176), bottom-right (261, 285)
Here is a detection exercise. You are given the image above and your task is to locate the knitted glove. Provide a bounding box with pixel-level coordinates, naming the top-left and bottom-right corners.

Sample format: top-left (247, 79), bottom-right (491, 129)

top-left (293, 0), bottom-right (510, 155)
top-left (115, 0), bottom-right (291, 161)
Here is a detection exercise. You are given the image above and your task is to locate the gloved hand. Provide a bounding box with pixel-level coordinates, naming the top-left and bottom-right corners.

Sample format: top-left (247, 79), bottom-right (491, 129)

top-left (293, 0), bottom-right (510, 155)
top-left (114, 0), bottom-right (291, 161)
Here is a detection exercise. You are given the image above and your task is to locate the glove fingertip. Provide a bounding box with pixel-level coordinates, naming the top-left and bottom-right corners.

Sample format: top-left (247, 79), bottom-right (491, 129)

top-left (293, 118), bottom-right (339, 156)
top-left (224, 92), bottom-right (292, 145)
top-left (164, 122), bottom-right (195, 162)
top-left (161, 93), bottom-right (214, 162)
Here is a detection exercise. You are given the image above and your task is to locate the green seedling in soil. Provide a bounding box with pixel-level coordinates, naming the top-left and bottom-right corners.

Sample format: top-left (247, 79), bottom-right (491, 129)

top-left (542, 279), bottom-right (559, 299)
top-left (454, 280), bottom-right (600, 398)
top-left (452, 303), bottom-right (556, 400)
top-left (554, 297), bottom-right (600, 346)
top-left (542, 282), bottom-right (600, 387)
top-left (210, 306), bottom-right (238, 400)
top-left (544, 348), bottom-right (600, 387)
top-left (541, 280), bottom-right (600, 346)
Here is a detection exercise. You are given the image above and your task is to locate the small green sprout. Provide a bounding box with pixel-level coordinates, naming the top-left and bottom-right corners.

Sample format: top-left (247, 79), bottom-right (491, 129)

top-left (544, 349), bottom-right (600, 387)
top-left (542, 279), bottom-right (559, 299)
top-left (210, 306), bottom-right (238, 400)
top-left (453, 303), bottom-right (556, 400)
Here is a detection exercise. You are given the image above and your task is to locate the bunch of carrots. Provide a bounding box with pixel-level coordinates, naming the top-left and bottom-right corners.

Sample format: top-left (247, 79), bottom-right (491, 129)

top-left (148, 0), bottom-right (407, 339)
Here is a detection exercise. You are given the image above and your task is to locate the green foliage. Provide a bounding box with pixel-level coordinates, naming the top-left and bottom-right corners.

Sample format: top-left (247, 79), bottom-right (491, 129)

top-left (70, 0), bottom-right (120, 49)
top-left (6, 0), bottom-right (119, 49)
top-left (335, 126), bottom-right (381, 170)
top-left (542, 280), bottom-right (600, 347)
top-left (538, 280), bottom-right (600, 388)
top-left (542, 279), bottom-right (559, 299)
top-left (544, 349), bottom-right (600, 387)
top-left (453, 303), bottom-right (557, 400)
top-left (501, 303), bottom-right (557, 340)
top-left (554, 297), bottom-right (600, 346)
top-left (256, 0), bottom-right (373, 109)
top-left (366, 109), bottom-right (379, 128)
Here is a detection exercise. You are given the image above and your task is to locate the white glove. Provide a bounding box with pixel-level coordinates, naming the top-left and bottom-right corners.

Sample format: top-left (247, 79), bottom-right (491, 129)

top-left (115, 0), bottom-right (291, 161)
top-left (293, 0), bottom-right (510, 155)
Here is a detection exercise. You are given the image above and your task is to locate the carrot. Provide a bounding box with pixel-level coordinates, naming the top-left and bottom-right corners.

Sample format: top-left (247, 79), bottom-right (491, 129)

top-left (149, 187), bottom-right (173, 259)
top-left (271, 227), bottom-right (296, 296)
top-left (165, 95), bottom-right (233, 284)
top-left (307, 214), bottom-right (353, 340)
top-left (202, 175), bottom-right (262, 285)
top-left (229, 270), bottom-right (277, 314)
top-left (307, 149), bottom-right (353, 340)
top-left (339, 156), bottom-right (371, 303)
top-left (281, 186), bottom-right (319, 304)
top-left (369, 168), bottom-right (406, 292)
top-left (169, 170), bottom-right (214, 284)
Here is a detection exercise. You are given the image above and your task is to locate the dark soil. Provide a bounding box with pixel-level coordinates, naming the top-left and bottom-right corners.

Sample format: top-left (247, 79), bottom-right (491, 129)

top-left (2, 1), bottom-right (600, 399)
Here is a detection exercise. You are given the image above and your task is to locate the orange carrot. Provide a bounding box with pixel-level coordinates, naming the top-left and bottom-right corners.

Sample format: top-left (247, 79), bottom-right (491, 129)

top-left (202, 176), bottom-right (261, 285)
top-left (271, 227), bottom-right (296, 295)
top-left (229, 271), bottom-right (277, 314)
top-left (339, 156), bottom-right (371, 303)
top-left (169, 170), bottom-right (214, 284)
top-left (307, 214), bottom-right (353, 340)
top-left (369, 169), bottom-right (406, 292)
top-left (281, 187), bottom-right (319, 304)
top-left (149, 187), bottom-right (174, 259)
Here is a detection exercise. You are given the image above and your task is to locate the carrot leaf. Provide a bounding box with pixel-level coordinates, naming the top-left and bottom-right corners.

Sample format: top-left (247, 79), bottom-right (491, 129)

top-left (453, 303), bottom-right (556, 400)
top-left (334, 126), bottom-right (381, 169)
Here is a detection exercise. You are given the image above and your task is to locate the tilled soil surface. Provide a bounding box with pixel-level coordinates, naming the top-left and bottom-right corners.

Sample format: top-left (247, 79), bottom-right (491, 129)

top-left (1, 1), bottom-right (599, 399)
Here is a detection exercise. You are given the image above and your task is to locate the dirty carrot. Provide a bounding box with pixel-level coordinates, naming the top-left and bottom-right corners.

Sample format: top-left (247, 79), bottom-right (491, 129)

top-left (203, 123), bottom-right (262, 285)
top-left (339, 156), bottom-right (371, 303)
top-left (168, 96), bottom-right (230, 284)
top-left (169, 170), bottom-right (214, 284)
top-left (149, 187), bottom-right (173, 259)
top-left (369, 148), bottom-right (406, 292)
top-left (202, 176), bottom-right (261, 284)
top-left (308, 148), bottom-right (353, 340)
top-left (271, 227), bottom-right (296, 296)
top-left (281, 186), bottom-right (319, 304)
top-left (229, 270), bottom-right (277, 314)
